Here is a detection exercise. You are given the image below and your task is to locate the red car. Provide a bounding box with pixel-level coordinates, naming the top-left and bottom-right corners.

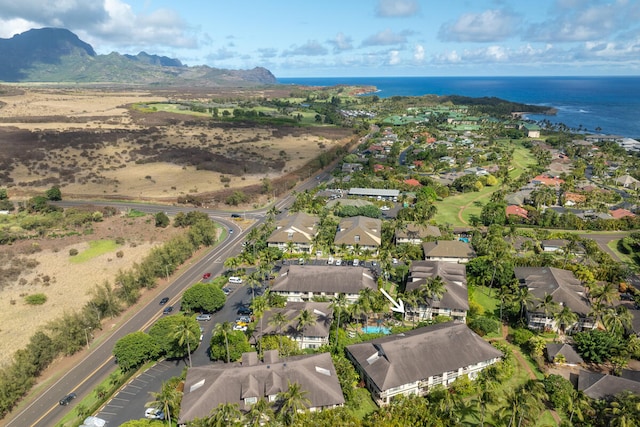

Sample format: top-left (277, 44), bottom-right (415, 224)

top-left (202, 272), bottom-right (211, 280)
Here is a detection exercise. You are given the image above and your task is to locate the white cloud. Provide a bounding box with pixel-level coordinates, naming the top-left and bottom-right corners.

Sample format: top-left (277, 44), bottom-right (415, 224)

top-left (362, 28), bottom-right (407, 46)
top-left (413, 44), bottom-right (425, 61)
top-left (439, 9), bottom-right (520, 42)
top-left (388, 50), bottom-right (401, 65)
top-left (328, 32), bottom-right (353, 52)
top-left (376, 0), bottom-right (420, 17)
top-left (282, 40), bottom-right (329, 57)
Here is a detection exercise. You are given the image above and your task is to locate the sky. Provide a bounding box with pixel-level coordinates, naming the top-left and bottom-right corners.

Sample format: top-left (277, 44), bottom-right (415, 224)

top-left (0, 0), bottom-right (638, 78)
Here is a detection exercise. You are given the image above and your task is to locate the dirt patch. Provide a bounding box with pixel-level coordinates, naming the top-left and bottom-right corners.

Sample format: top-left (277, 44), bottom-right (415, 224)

top-left (0, 212), bottom-right (184, 366)
top-left (0, 86), bottom-right (352, 203)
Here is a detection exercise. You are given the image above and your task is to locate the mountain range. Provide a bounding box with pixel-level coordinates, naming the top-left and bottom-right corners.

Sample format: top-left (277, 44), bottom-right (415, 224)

top-left (0, 28), bottom-right (277, 86)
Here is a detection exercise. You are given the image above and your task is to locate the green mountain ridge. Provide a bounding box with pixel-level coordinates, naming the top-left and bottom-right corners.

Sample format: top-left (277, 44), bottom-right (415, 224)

top-left (0, 28), bottom-right (277, 86)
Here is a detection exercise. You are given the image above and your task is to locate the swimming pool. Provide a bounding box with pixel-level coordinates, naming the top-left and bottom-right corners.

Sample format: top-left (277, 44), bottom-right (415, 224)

top-left (362, 326), bottom-right (391, 334)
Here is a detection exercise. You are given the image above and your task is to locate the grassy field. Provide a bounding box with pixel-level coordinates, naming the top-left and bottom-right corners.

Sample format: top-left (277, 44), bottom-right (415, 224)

top-left (433, 142), bottom-right (536, 227)
top-left (69, 240), bottom-right (121, 264)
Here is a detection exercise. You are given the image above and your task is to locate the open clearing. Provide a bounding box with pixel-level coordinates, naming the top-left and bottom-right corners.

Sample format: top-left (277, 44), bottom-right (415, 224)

top-left (0, 85), bottom-right (352, 202)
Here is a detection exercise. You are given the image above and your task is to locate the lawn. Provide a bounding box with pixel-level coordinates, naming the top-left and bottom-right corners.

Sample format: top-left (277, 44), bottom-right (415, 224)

top-left (350, 387), bottom-right (378, 419)
top-left (470, 286), bottom-right (500, 317)
top-left (432, 141), bottom-right (536, 227)
top-left (69, 240), bottom-right (121, 263)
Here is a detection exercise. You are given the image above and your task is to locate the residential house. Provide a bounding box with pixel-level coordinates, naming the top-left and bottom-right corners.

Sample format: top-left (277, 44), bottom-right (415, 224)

top-left (404, 178), bottom-right (422, 187)
top-left (506, 205), bottom-right (528, 220)
top-left (346, 323), bottom-right (503, 406)
top-left (341, 163), bottom-right (364, 174)
top-left (252, 302), bottom-right (333, 350)
top-left (577, 369), bottom-right (640, 400)
top-left (422, 240), bottom-right (476, 263)
top-left (610, 208), bottom-right (636, 219)
top-left (615, 174), bottom-right (640, 189)
top-left (267, 212), bottom-right (319, 254)
top-left (541, 239), bottom-right (569, 253)
top-left (270, 265), bottom-right (377, 304)
top-left (178, 351), bottom-right (344, 423)
top-left (334, 216), bottom-right (382, 254)
top-left (563, 192), bottom-right (586, 206)
top-left (405, 261), bottom-right (469, 322)
top-left (395, 223), bottom-right (441, 245)
top-left (531, 174), bottom-right (565, 188)
top-left (348, 188), bottom-right (400, 200)
top-left (545, 343), bottom-right (584, 366)
top-left (514, 267), bottom-right (595, 332)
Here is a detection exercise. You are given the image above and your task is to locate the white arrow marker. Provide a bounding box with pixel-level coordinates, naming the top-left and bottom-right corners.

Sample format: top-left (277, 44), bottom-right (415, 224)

top-left (380, 288), bottom-right (405, 314)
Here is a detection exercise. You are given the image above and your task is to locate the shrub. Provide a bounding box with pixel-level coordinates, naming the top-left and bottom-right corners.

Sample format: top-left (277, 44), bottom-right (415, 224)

top-left (69, 248), bottom-right (79, 256)
top-left (25, 293), bottom-right (47, 305)
top-left (511, 328), bottom-right (534, 346)
top-left (468, 316), bottom-right (500, 336)
top-left (116, 250), bottom-right (124, 258)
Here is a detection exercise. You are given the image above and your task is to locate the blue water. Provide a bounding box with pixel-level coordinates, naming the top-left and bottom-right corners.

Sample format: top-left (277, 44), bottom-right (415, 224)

top-left (362, 326), bottom-right (391, 334)
top-left (278, 76), bottom-right (640, 138)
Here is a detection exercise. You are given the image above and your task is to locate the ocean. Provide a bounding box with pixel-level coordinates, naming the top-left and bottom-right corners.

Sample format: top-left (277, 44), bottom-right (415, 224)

top-left (277, 76), bottom-right (640, 138)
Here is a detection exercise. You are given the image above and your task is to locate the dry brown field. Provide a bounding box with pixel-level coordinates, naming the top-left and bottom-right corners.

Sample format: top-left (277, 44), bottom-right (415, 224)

top-left (0, 84), bottom-right (352, 366)
top-left (0, 85), bottom-right (352, 203)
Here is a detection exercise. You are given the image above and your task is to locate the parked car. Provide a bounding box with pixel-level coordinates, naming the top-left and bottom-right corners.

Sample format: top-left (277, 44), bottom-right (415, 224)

top-left (237, 306), bottom-right (253, 316)
top-left (231, 213), bottom-right (241, 218)
top-left (202, 272), bottom-right (211, 280)
top-left (59, 392), bottom-right (77, 406)
top-left (335, 259), bottom-right (342, 266)
top-left (228, 276), bottom-right (243, 284)
top-left (145, 407), bottom-right (164, 420)
top-left (196, 314), bottom-right (212, 321)
top-left (233, 324), bottom-right (248, 331)
top-left (237, 315), bottom-right (252, 323)
top-left (162, 306), bottom-right (173, 315)
top-left (353, 259), bottom-right (360, 267)
top-left (159, 297), bottom-right (169, 305)
top-left (298, 258), bottom-right (305, 265)
top-left (380, 205), bottom-right (390, 211)
top-left (222, 287), bottom-right (231, 296)
top-left (327, 256), bottom-right (334, 265)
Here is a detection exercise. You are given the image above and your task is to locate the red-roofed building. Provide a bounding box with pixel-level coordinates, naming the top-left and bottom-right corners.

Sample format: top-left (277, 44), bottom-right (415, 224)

top-left (373, 164), bottom-right (385, 172)
top-left (413, 160), bottom-right (424, 168)
top-left (532, 175), bottom-right (565, 187)
top-left (404, 179), bottom-right (422, 187)
top-left (563, 192), bottom-right (586, 206)
top-left (506, 205), bottom-right (529, 219)
top-left (610, 208), bottom-right (636, 219)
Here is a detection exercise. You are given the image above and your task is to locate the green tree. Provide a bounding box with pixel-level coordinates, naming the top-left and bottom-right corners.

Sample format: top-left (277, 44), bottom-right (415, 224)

top-left (277, 381), bottom-right (311, 426)
top-left (210, 326), bottom-right (251, 363)
top-left (113, 331), bottom-right (159, 371)
top-left (148, 316), bottom-right (195, 358)
top-left (45, 185), bottom-right (62, 201)
top-left (268, 311), bottom-right (289, 354)
top-left (245, 397), bottom-right (274, 427)
top-left (574, 329), bottom-right (624, 363)
top-left (207, 402), bottom-right (244, 427)
top-left (181, 283), bottom-right (226, 314)
top-left (172, 315), bottom-right (199, 368)
top-left (155, 212), bottom-right (170, 228)
top-left (296, 309), bottom-right (316, 350)
top-left (554, 305), bottom-right (578, 335)
top-left (605, 391), bottom-right (640, 427)
top-left (146, 379), bottom-right (182, 426)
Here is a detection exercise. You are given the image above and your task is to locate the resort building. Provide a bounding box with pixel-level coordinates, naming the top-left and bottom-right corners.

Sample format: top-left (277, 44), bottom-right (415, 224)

top-left (422, 240), bottom-right (475, 263)
top-left (405, 261), bottom-right (469, 322)
top-left (252, 302), bottom-right (333, 350)
top-left (346, 323), bottom-right (502, 406)
top-left (178, 351), bottom-right (344, 423)
top-left (394, 223), bottom-right (441, 245)
top-left (334, 216), bottom-right (382, 254)
top-left (514, 267), bottom-right (595, 333)
top-left (266, 212), bottom-right (319, 254)
top-left (270, 265), bottom-right (377, 304)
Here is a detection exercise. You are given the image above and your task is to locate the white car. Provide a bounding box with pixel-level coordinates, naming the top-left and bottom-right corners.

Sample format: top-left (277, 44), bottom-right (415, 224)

top-left (335, 259), bottom-right (342, 266)
top-left (353, 259), bottom-right (360, 267)
top-left (327, 256), bottom-right (334, 265)
top-left (228, 276), bottom-right (243, 284)
top-left (145, 408), bottom-right (164, 420)
top-left (380, 205), bottom-right (390, 211)
top-left (233, 324), bottom-right (248, 331)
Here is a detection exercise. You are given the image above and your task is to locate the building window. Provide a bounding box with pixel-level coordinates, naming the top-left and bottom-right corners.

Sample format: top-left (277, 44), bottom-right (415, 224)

top-left (355, 235), bottom-right (360, 242)
top-left (245, 396), bottom-right (257, 405)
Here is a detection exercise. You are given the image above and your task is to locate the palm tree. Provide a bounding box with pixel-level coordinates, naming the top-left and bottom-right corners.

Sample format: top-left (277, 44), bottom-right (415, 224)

top-left (268, 310), bottom-right (289, 354)
top-left (213, 321), bottom-right (233, 363)
top-left (536, 293), bottom-right (559, 319)
top-left (329, 293), bottom-right (348, 347)
top-left (246, 272), bottom-right (262, 301)
top-left (277, 381), bottom-right (311, 426)
top-left (296, 309), bottom-right (316, 351)
top-left (172, 315), bottom-right (196, 368)
top-left (245, 397), bottom-right (274, 427)
top-left (566, 389), bottom-right (592, 424)
top-left (475, 375), bottom-right (501, 427)
top-left (208, 402), bottom-right (244, 427)
top-left (420, 275), bottom-right (446, 302)
top-left (251, 295), bottom-right (269, 354)
top-left (591, 281), bottom-right (618, 306)
top-left (605, 391), bottom-right (640, 427)
top-left (146, 379), bottom-right (182, 426)
top-left (403, 291), bottom-right (420, 326)
top-left (554, 305), bottom-right (578, 334)
top-left (355, 287), bottom-right (375, 327)
top-left (603, 305), bottom-right (633, 336)
top-left (224, 256), bottom-right (242, 274)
